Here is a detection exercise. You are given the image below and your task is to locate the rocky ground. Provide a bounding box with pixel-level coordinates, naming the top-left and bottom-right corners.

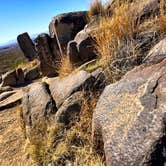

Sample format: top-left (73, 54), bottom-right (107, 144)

top-left (0, 105), bottom-right (25, 165)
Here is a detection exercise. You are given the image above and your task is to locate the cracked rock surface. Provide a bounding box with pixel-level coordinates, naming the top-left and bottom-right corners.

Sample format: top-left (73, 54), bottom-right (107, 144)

top-left (92, 59), bottom-right (166, 166)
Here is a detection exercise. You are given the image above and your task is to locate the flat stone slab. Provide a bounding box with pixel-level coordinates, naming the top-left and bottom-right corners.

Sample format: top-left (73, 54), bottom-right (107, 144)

top-left (44, 70), bottom-right (94, 108)
top-left (0, 90), bottom-right (23, 111)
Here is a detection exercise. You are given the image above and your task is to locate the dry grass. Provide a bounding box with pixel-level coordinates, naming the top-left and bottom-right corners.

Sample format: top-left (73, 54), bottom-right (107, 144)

top-left (50, 95), bottom-right (105, 166)
top-left (92, 1), bottom-right (140, 81)
top-left (0, 105), bottom-right (28, 165)
top-left (93, 0), bottom-right (164, 82)
top-left (88, 0), bottom-right (104, 18)
top-left (157, 0), bottom-right (166, 35)
top-left (24, 95), bottom-right (105, 165)
top-left (58, 55), bottom-right (75, 77)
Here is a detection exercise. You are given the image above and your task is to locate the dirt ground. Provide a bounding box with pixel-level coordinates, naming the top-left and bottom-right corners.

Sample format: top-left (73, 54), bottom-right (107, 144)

top-left (0, 105), bottom-right (27, 166)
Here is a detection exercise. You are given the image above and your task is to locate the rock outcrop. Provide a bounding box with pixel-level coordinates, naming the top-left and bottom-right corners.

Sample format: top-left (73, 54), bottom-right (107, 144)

top-left (24, 65), bottom-right (40, 81)
top-left (0, 89), bottom-right (23, 111)
top-left (49, 11), bottom-right (88, 46)
top-left (0, 68), bottom-right (25, 87)
top-left (92, 58), bottom-right (166, 166)
top-left (17, 32), bottom-right (36, 61)
top-left (22, 82), bottom-right (57, 131)
top-left (143, 37), bottom-right (166, 64)
top-left (35, 33), bottom-right (59, 76)
top-left (45, 70), bottom-right (95, 108)
top-left (55, 91), bottom-right (84, 125)
top-left (67, 29), bottom-right (97, 65)
top-left (0, 70), bottom-right (17, 87)
top-left (16, 68), bottom-right (25, 85)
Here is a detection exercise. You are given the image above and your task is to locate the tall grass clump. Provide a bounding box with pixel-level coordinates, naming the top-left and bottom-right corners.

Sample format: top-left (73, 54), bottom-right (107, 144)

top-left (58, 55), bottom-right (75, 77)
top-left (157, 0), bottom-right (166, 36)
top-left (89, 0), bottom-right (104, 18)
top-left (93, 1), bottom-right (140, 81)
top-left (24, 94), bottom-right (105, 165)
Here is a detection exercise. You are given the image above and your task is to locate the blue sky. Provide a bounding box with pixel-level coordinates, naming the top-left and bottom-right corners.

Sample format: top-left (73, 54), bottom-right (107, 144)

top-left (0, 0), bottom-right (91, 45)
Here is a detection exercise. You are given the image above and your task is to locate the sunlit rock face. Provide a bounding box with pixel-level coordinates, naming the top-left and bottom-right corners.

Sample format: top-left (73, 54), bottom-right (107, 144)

top-left (93, 58), bottom-right (166, 166)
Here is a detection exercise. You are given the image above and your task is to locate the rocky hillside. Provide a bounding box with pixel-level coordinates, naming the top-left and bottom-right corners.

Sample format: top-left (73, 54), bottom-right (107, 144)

top-left (0, 0), bottom-right (166, 165)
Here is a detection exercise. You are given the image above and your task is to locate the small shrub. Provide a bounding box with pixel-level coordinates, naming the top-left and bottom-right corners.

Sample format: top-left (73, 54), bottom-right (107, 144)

top-left (93, 1), bottom-right (143, 82)
top-left (89, 0), bottom-right (104, 18)
top-left (58, 55), bottom-right (75, 77)
top-left (157, 0), bottom-right (166, 35)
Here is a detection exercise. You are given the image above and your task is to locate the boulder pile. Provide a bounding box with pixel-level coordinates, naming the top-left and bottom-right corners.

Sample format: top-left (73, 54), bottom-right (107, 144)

top-left (1, 0), bottom-right (165, 165)
top-left (17, 11), bottom-right (97, 77)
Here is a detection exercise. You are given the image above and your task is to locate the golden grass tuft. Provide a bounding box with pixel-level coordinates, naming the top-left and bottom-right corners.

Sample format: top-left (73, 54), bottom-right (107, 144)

top-left (58, 55), bottom-right (75, 77)
top-left (157, 0), bottom-right (166, 35)
top-left (23, 94), bottom-right (105, 165)
top-left (94, 3), bottom-right (137, 60)
top-left (88, 0), bottom-right (104, 18)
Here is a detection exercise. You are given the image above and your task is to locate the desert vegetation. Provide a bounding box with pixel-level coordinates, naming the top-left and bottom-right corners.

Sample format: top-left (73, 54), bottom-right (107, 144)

top-left (23, 94), bottom-right (105, 165)
top-left (0, 46), bottom-right (26, 74)
top-left (88, 0), bottom-right (165, 82)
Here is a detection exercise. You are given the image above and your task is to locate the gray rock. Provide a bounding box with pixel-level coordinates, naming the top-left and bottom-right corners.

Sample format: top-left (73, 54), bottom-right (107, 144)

top-left (143, 37), bottom-right (166, 64)
top-left (0, 69), bottom-right (25, 87)
top-left (0, 89), bottom-right (23, 111)
top-left (92, 59), bottom-right (166, 166)
top-left (0, 70), bottom-right (17, 87)
top-left (0, 91), bottom-right (15, 102)
top-left (55, 91), bottom-right (84, 125)
top-left (67, 29), bottom-right (97, 65)
top-left (22, 82), bottom-right (57, 129)
top-left (16, 68), bottom-right (25, 85)
top-left (35, 33), bottom-right (59, 76)
top-left (24, 66), bottom-right (40, 81)
top-left (46, 70), bottom-right (95, 108)
top-left (17, 32), bottom-right (36, 61)
top-left (140, 0), bottom-right (160, 21)
top-left (0, 86), bottom-right (13, 94)
top-left (49, 11), bottom-right (88, 45)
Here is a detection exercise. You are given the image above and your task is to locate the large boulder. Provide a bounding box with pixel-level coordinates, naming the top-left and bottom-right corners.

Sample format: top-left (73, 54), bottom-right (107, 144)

top-left (35, 33), bottom-right (60, 76)
top-left (67, 29), bottom-right (97, 65)
top-left (45, 70), bottom-right (95, 108)
top-left (55, 91), bottom-right (84, 125)
top-left (106, 0), bottom-right (160, 20)
top-left (0, 91), bottom-right (15, 102)
top-left (17, 32), bottom-right (36, 61)
top-left (0, 86), bottom-right (13, 94)
top-left (49, 11), bottom-right (88, 46)
top-left (139, 0), bottom-right (160, 21)
top-left (16, 68), bottom-right (25, 85)
top-left (0, 69), bottom-right (25, 87)
top-left (0, 70), bottom-right (17, 87)
top-left (0, 89), bottom-right (23, 111)
top-left (22, 82), bottom-right (57, 131)
top-left (92, 59), bottom-right (166, 166)
top-left (143, 37), bottom-right (166, 64)
top-left (24, 65), bottom-right (40, 81)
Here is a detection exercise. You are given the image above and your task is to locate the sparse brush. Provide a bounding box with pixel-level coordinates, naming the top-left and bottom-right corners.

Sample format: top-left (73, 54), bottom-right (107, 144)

top-left (93, 1), bottom-right (141, 82)
top-left (157, 0), bottom-right (166, 35)
top-left (25, 93), bottom-right (105, 165)
top-left (89, 0), bottom-right (104, 18)
top-left (58, 55), bottom-right (75, 77)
